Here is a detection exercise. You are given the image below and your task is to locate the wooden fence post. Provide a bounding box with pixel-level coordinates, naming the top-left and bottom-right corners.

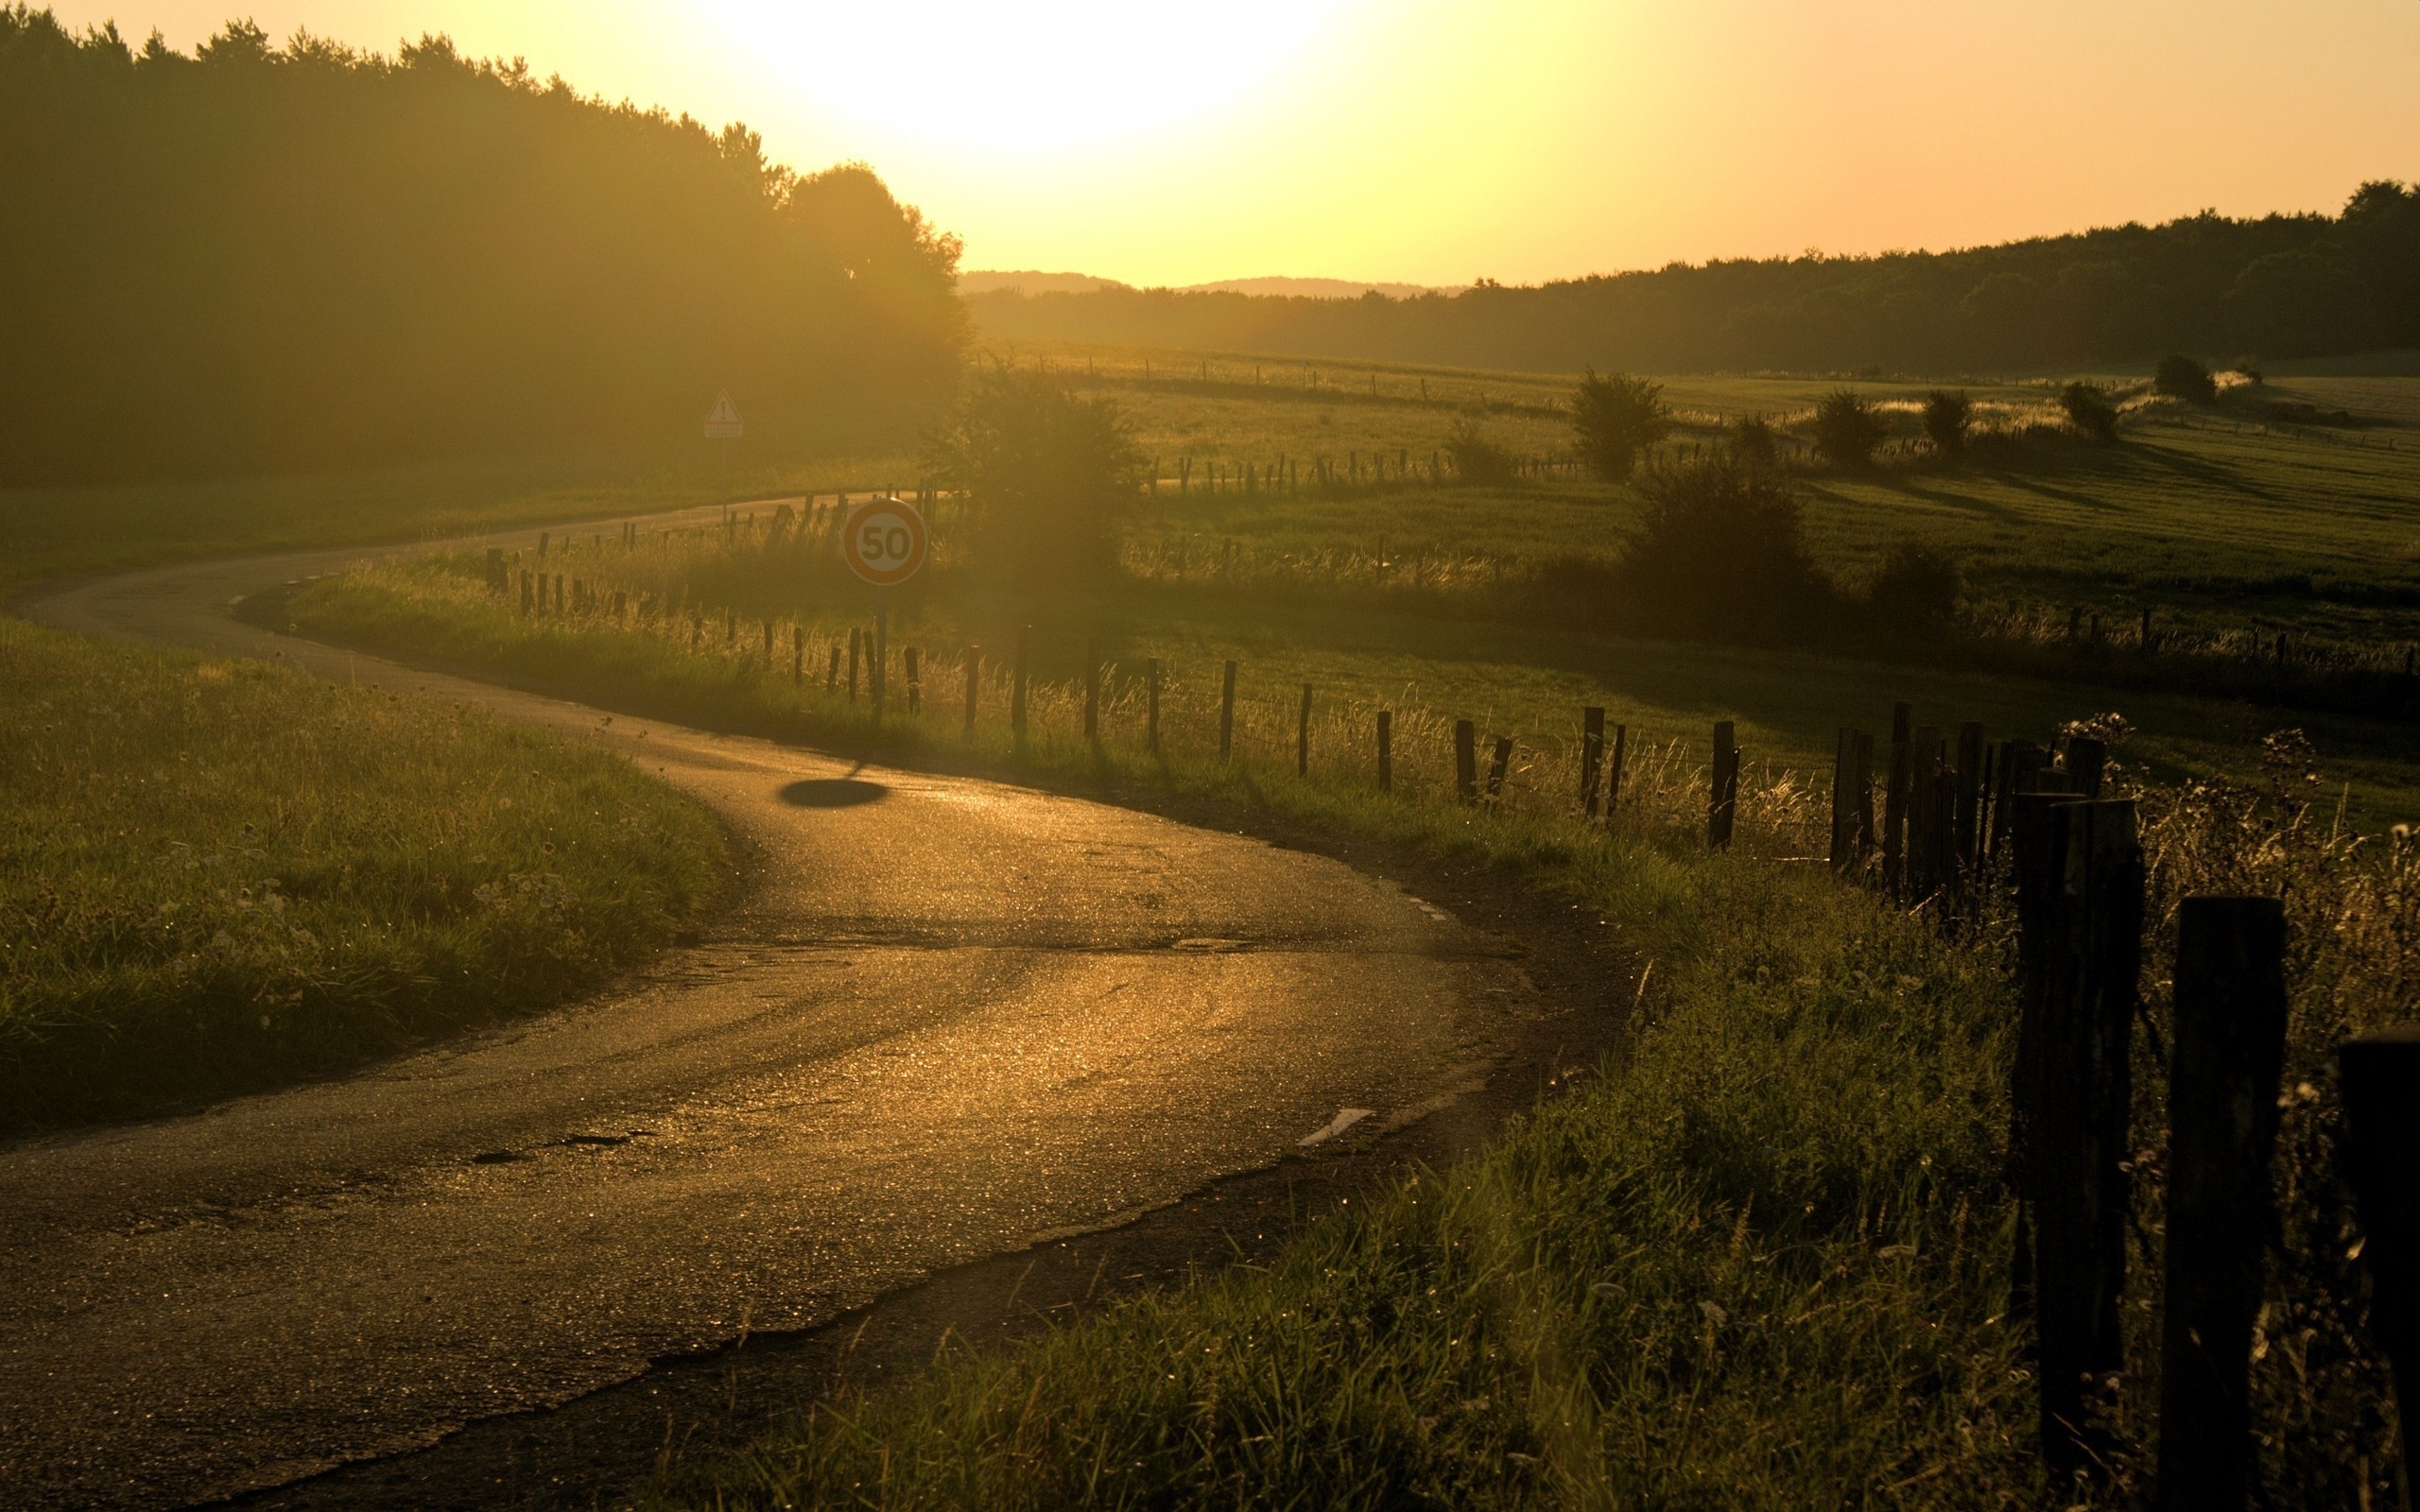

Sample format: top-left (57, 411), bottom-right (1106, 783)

top-left (1218, 660), bottom-right (1237, 761)
top-left (1377, 711), bottom-right (1392, 791)
top-left (1084, 640), bottom-right (1100, 745)
top-left (1853, 731), bottom-right (1875, 858)
top-left (1607, 723), bottom-right (1629, 816)
top-left (962, 644), bottom-right (981, 736)
top-left (1709, 720), bottom-right (1739, 850)
top-left (1829, 728), bottom-right (1856, 869)
top-left (1909, 727), bottom-right (1942, 899)
top-left (2338, 1026), bottom-right (2420, 1475)
top-left (1454, 720), bottom-right (1478, 804)
top-left (906, 646), bottom-right (921, 713)
top-left (1297, 684), bottom-right (1313, 775)
top-left (826, 644), bottom-right (840, 692)
top-left (2156, 897), bottom-right (2289, 1512)
top-left (2066, 736), bottom-right (2108, 799)
top-left (1955, 721), bottom-right (1986, 874)
top-left (1883, 702), bottom-right (1912, 894)
top-left (762, 620), bottom-right (773, 668)
top-left (1011, 627), bottom-right (1030, 747)
top-left (1486, 736), bottom-right (1512, 799)
top-left (1146, 659), bottom-right (1161, 753)
top-left (1581, 707), bottom-right (1606, 816)
top-left (2024, 798), bottom-right (2143, 1478)
top-left (847, 627), bottom-right (861, 702)
top-left (873, 608), bottom-right (888, 721)
top-left (486, 546), bottom-right (504, 592)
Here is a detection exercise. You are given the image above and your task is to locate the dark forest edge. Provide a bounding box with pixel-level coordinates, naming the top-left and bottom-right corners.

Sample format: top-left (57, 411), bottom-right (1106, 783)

top-left (0, 9), bottom-right (965, 483)
top-left (966, 185), bottom-right (2420, 378)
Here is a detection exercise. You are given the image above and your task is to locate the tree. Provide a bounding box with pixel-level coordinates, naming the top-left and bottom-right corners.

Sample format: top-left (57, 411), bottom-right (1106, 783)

top-left (2226, 247), bottom-right (2377, 357)
top-left (1864, 541), bottom-right (1963, 642)
top-left (1922, 390), bottom-right (1972, 455)
top-left (1810, 390), bottom-right (1889, 470)
top-left (1443, 414), bottom-right (1514, 484)
top-left (1616, 461), bottom-right (1833, 641)
top-left (1570, 369), bottom-right (1669, 481)
top-left (1729, 414), bottom-right (1779, 470)
top-left (2060, 381), bottom-right (2120, 441)
top-left (923, 366), bottom-right (1143, 585)
top-left (2153, 355), bottom-right (2217, 404)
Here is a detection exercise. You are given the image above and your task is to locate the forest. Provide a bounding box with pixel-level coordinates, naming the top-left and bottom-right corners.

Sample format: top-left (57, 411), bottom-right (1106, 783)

top-left (0, 10), bottom-right (966, 482)
top-left (967, 186), bottom-right (2420, 375)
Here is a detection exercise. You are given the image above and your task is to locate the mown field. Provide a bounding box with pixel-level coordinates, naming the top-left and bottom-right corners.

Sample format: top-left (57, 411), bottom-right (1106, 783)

top-left (0, 619), bottom-right (728, 1130)
top-left (282, 346), bottom-right (2420, 1507)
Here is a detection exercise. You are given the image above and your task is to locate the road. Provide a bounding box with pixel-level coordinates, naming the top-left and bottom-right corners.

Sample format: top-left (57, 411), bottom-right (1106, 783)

top-left (1, 512), bottom-right (1529, 1510)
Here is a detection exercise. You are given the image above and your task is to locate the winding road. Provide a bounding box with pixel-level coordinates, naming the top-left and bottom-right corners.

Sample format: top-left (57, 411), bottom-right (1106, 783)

top-left (2, 510), bottom-right (1530, 1510)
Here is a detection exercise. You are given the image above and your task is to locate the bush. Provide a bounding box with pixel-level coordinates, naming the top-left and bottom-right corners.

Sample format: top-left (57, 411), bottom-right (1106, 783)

top-left (1569, 369), bottom-right (1670, 480)
top-left (2059, 380), bottom-right (2120, 441)
top-left (1729, 414), bottom-right (1780, 470)
top-left (1863, 541), bottom-right (1964, 642)
top-left (1809, 390), bottom-right (1889, 470)
top-left (1616, 461), bottom-right (1834, 641)
top-left (2154, 354), bottom-right (2219, 404)
top-left (1443, 414), bottom-right (1516, 484)
top-left (1922, 390), bottom-right (1972, 455)
top-left (923, 366), bottom-right (1143, 585)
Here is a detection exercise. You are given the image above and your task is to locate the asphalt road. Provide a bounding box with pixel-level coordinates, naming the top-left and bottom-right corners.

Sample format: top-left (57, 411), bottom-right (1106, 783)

top-left (2, 512), bottom-right (1528, 1510)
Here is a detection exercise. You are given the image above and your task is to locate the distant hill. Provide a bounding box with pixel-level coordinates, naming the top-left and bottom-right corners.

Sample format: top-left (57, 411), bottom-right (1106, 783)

top-left (966, 190), bottom-right (2420, 376)
top-left (958, 271), bottom-right (1459, 301)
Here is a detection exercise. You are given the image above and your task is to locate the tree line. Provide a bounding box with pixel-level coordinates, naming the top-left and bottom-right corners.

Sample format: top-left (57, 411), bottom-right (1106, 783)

top-left (967, 187), bottom-right (2420, 375)
top-left (0, 10), bottom-right (966, 483)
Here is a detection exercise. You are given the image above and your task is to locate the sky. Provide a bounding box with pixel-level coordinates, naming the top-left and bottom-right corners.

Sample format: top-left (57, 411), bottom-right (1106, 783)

top-left (42, 0), bottom-right (2420, 288)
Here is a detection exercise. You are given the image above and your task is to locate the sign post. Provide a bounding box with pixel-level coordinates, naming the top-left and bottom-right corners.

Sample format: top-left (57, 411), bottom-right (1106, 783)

top-left (703, 391), bottom-right (743, 517)
top-left (841, 494), bottom-right (928, 726)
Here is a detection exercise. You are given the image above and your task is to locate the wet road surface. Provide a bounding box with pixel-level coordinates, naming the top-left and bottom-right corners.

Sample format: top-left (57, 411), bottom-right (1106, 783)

top-left (3, 515), bottom-right (1528, 1510)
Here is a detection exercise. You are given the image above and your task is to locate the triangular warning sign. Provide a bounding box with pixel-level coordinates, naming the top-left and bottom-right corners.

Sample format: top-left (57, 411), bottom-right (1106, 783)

top-left (707, 392), bottom-right (741, 425)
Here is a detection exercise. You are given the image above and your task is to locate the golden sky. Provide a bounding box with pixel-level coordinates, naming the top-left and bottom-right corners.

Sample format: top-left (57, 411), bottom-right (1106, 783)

top-left (45, 0), bottom-right (2420, 287)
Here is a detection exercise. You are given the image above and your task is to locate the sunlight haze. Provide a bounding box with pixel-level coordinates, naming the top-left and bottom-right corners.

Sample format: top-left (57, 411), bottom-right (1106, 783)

top-left (38, 0), bottom-right (2420, 285)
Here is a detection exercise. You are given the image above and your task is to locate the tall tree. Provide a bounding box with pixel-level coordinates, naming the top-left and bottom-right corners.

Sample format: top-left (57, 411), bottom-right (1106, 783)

top-left (1570, 369), bottom-right (1669, 481)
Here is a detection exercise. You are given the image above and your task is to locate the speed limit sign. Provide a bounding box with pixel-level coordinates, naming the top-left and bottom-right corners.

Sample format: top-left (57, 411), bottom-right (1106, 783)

top-left (841, 495), bottom-right (927, 586)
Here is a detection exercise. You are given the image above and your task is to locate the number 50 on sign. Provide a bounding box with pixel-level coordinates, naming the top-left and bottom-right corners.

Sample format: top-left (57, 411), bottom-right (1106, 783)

top-left (841, 496), bottom-right (927, 586)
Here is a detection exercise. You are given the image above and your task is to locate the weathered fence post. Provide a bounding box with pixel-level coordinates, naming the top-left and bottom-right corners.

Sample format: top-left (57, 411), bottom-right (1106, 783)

top-left (1146, 659), bottom-right (1161, 753)
top-left (1083, 640), bottom-right (1100, 745)
top-left (1909, 726), bottom-right (1942, 896)
top-left (2066, 735), bottom-right (2108, 799)
top-left (2339, 1026), bottom-right (2420, 1472)
top-left (1581, 707), bottom-right (1606, 817)
top-left (1486, 736), bottom-right (1512, 799)
top-left (1377, 711), bottom-right (1392, 792)
top-left (847, 627), bottom-right (861, 702)
top-left (1011, 627), bottom-right (1030, 748)
top-left (2022, 798), bottom-right (2144, 1478)
top-left (1218, 660), bottom-right (1237, 761)
top-left (962, 644), bottom-right (981, 736)
top-left (826, 644), bottom-right (840, 692)
top-left (873, 609), bottom-right (888, 722)
top-left (1709, 720), bottom-right (1739, 850)
top-left (2156, 897), bottom-right (2289, 1512)
top-left (1955, 721), bottom-right (1986, 875)
top-left (1883, 702), bottom-right (1912, 893)
top-left (905, 646), bottom-right (921, 714)
top-left (1454, 720), bottom-right (1478, 804)
top-left (1296, 684), bottom-right (1313, 775)
top-left (1607, 723), bottom-right (1629, 816)
top-left (1829, 727), bottom-right (1855, 870)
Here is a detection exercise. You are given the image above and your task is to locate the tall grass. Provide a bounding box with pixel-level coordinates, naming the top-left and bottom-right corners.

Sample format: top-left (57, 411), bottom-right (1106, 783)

top-left (0, 619), bottom-right (726, 1130)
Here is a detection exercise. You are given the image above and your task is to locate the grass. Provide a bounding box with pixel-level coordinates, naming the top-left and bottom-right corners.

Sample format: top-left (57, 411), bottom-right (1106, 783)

top-left (0, 617), bottom-right (728, 1131)
top-left (661, 857), bottom-right (2033, 1510)
top-left (1011, 344), bottom-right (2420, 651)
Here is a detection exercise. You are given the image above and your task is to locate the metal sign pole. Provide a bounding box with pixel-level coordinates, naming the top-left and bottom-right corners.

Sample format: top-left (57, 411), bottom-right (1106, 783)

top-left (873, 589), bottom-right (889, 725)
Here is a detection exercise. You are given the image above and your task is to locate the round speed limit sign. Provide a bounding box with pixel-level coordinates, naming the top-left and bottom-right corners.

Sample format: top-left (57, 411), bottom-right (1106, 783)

top-left (840, 495), bottom-right (927, 586)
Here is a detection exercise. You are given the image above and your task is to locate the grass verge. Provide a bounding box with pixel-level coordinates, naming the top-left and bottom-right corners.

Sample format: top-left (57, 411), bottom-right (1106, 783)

top-left (0, 618), bottom-right (727, 1132)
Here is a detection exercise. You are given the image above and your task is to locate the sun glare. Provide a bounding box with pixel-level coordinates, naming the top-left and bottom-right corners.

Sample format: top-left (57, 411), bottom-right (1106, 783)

top-left (709, 1), bottom-right (1364, 156)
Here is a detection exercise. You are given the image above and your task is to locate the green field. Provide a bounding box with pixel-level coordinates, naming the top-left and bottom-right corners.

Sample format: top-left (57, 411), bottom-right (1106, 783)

top-left (0, 619), bottom-right (728, 1130)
